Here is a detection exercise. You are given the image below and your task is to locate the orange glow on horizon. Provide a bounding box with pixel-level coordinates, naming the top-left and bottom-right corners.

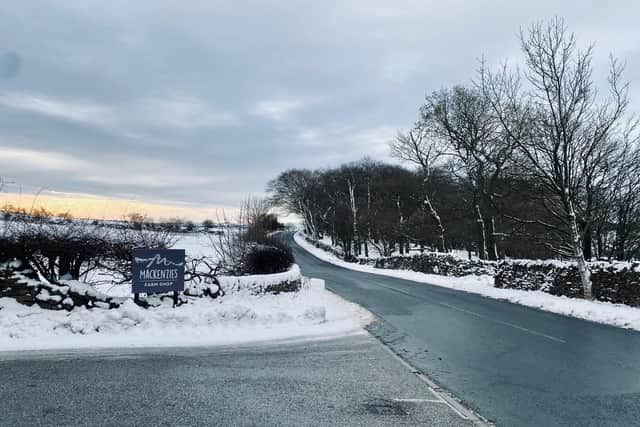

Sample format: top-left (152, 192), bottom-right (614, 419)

top-left (0, 191), bottom-right (240, 222)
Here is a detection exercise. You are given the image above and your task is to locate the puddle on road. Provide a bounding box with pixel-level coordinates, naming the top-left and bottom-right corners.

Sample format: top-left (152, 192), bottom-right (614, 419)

top-left (361, 398), bottom-right (408, 416)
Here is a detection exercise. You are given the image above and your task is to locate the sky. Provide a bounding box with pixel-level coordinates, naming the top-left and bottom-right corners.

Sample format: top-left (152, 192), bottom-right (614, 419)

top-left (0, 1), bottom-right (639, 220)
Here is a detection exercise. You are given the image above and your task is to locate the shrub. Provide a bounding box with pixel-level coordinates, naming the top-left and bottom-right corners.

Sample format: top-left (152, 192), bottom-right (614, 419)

top-left (242, 238), bottom-right (294, 275)
top-left (209, 197), bottom-right (294, 275)
top-left (0, 218), bottom-right (176, 284)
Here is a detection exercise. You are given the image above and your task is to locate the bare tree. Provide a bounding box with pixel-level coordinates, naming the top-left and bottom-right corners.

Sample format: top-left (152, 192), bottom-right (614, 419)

top-left (610, 126), bottom-right (640, 260)
top-left (422, 85), bottom-right (515, 260)
top-left (390, 122), bottom-right (447, 252)
top-left (208, 208), bottom-right (250, 275)
top-left (482, 18), bottom-right (630, 299)
top-left (267, 170), bottom-right (322, 238)
top-left (346, 177), bottom-right (359, 255)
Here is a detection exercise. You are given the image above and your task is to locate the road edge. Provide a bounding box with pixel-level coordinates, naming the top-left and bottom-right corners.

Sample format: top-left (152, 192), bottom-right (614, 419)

top-left (367, 325), bottom-right (493, 426)
top-left (311, 272), bottom-right (492, 425)
top-left (290, 232), bottom-right (492, 426)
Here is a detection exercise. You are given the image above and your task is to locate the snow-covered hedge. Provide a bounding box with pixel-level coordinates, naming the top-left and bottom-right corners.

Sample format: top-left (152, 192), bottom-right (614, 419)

top-left (218, 264), bottom-right (302, 295)
top-left (0, 263), bottom-right (125, 311)
top-left (360, 253), bottom-right (495, 277)
top-left (495, 260), bottom-right (640, 306)
top-left (0, 262), bottom-right (301, 312)
top-left (302, 235), bottom-right (345, 259)
top-left (302, 234), bottom-right (493, 277)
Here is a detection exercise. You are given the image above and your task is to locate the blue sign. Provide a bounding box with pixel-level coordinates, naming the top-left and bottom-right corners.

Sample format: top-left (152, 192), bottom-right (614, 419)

top-left (132, 248), bottom-right (185, 294)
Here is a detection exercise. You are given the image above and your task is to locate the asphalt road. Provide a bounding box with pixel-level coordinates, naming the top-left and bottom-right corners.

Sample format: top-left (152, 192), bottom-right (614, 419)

top-left (0, 334), bottom-right (475, 427)
top-left (288, 233), bottom-right (640, 426)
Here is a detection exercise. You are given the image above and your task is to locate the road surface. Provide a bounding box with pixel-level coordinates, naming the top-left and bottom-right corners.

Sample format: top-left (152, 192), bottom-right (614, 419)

top-left (288, 233), bottom-right (640, 426)
top-left (0, 334), bottom-right (476, 426)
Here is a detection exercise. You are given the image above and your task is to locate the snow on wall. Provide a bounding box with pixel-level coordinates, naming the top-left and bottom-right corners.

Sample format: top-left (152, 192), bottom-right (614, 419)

top-left (301, 233), bottom-right (494, 276)
top-left (1, 270), bottom-right (125, 310)
top-left (496, 260), bottom-right (640, 306)
top-left (502, 258), bottom-right (640, 272)
top-left (218, 264), bottom-right (302, 294)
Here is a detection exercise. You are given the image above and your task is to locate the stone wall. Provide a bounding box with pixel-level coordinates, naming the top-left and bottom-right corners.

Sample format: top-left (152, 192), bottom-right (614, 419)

top-left (495, 261), bottom-right (640, 306)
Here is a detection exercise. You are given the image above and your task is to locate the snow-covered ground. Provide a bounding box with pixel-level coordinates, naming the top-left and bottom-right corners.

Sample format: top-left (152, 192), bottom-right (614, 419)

top-left (0, 276), bottom-right (373, 352)
top-left (0, 232), bottom-right (374, 352)
top-left (295, 232), bottom-right (640, 331)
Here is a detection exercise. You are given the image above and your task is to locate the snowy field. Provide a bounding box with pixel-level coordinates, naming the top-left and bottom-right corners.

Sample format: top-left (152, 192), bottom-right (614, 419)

top-left (0, 233), bottom-right (373, 352)
top-left (295, 233), bottom-right (640, 331)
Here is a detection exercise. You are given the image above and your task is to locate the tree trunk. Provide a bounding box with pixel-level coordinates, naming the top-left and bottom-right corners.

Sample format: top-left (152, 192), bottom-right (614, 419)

top-left (475, 204), bottom-right (489, 260)
top-left (568, 198), bottom-right (593, 300)
top-left (424, 195), bottom-right (446, 252)
top-left (348, 180), bottom-right (358, 255)
top-left (303, 206), bottom-right (318, 239)
top-left (488, 216), bottom-right (499, 261)
top-left (595, 224), bottom-right (604, 260)
top-left (582, 223), bottom-right (593, 261)
top-left (615, 220), bottom-right (626, 261)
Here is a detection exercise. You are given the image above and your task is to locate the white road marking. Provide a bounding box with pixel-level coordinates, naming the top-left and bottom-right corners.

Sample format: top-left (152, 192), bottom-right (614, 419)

top-left (367, 279), bottom-right (566, 344)
top-left (370, 280), bottom-right (416, 297)
top-left (375, 337), bottom-right (492, 425)
top-left (437, 301), bottom-right (566, 344)
top-left (392, 398), bottom-right (445, 403)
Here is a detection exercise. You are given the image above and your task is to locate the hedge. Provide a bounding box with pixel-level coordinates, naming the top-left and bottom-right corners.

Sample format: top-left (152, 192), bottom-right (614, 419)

top-left (303, 234), bottom-right (494, 277)
top-left (361, 253), bottom-right (494, 277)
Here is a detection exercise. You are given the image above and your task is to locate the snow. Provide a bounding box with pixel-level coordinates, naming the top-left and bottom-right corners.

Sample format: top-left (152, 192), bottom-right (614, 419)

top-left (0, 276), bottom-right (373, 352)
top-left (0, 231), bottom-right (374, 352)
top-left (218, 265), bottom-right (302, 293)
top-left (501, 258), bottom-right (640, 272)
top-left (294, 232), bottom-right (640, 332)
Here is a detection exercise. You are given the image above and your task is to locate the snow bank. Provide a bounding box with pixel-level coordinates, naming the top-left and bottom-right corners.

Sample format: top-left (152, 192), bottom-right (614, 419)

top-left (0, 229), bottom-right (375, 351)
top-left (294, 232), bottom-right (640, 331)
top-left (218, 264), bottom-right (302, 294)
top-left (300, 234), bottom-right (493, 276)
top-left (0, 276), bottom-right (373, 352)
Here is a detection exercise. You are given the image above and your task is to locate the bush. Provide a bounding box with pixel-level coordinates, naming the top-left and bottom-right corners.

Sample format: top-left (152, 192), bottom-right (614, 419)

top-left (0, 219), bottom-right (176, 284)
top-left (242, 238), bottom-right (294, 275)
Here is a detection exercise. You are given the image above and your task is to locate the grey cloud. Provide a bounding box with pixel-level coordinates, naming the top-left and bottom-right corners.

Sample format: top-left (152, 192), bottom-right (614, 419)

top-left (0, 0), bottom-right (639, 209)
top-left (1, 52), bottom-right (21, 79)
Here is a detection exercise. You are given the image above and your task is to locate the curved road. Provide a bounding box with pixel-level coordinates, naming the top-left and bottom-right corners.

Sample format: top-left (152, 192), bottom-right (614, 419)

top-left (289, 234), bottom-right (640, 426)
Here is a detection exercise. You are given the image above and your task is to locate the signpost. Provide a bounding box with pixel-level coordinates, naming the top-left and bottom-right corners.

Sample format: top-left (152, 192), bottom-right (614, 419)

top-left (132, 249), bottom-right (185, 303)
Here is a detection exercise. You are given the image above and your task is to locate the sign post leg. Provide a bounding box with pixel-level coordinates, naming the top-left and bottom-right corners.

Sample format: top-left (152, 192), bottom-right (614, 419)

top-left (173, 291), bottom-right (178, 307)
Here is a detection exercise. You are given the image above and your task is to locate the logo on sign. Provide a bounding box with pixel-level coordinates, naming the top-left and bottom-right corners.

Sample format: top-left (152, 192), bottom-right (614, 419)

top-left (132, 248), bottom-right (185, 294)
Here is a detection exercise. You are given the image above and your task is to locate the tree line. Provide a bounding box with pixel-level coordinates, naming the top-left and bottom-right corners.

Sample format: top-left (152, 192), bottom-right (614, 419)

top-left (268, 18), bottom-right (640, 300)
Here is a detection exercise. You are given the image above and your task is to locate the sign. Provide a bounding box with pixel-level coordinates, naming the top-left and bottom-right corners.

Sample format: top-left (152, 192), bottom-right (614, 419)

top-left (132, 248), bottom-right (185, 294)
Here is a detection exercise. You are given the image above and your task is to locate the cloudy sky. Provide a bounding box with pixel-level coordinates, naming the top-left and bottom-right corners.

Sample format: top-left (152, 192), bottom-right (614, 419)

top-left (0, 1), bottom-right (639, 219)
